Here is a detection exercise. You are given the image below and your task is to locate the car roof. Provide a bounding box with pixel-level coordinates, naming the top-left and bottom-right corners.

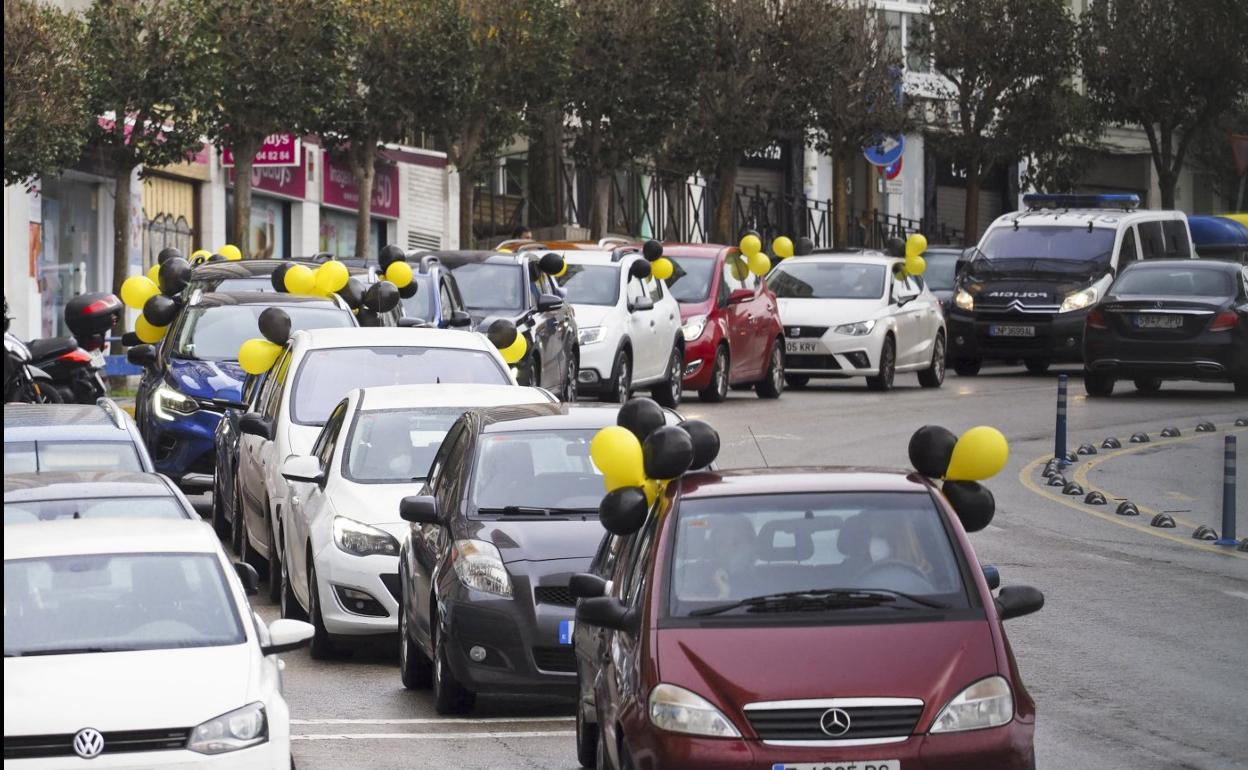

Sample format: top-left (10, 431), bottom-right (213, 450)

top-left (560, 250), bottom-right (631, 265)
top-left (476, 403), bottom-right (680, 433)
top-left (4, 402), bottom-right (128, 433)
top-left (190, 259), bottom-right (318, 278)
top-left (677, 467), bottom-right (932, 499)
top-left (989, 208), bottom-right (1187, 231)
top-left (659, 243), bottom-right (736, 259)
top-left (190, 291), bottom-right (344, 308)
top-left (290, 326), bottom-right (494, 352)
top-left (355, 384), bottom-right (556, 411)
top-left (809, 247), bottom-right (890, 258)
top-left (424, 250), bottom-right (531, 268)
top-left (1120, 258), bottom-right (1239, 273)
top-left (783, 253), bottom-right (898, 266)
top-left (4, 471), bottom-right (174, 502)
top-left (4, 519), bottom-right (222, 561)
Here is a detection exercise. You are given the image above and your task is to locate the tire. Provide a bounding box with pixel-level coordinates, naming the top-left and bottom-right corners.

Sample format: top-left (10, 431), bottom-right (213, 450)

top-left (1024, 359), bottom-right (1051, 375)
top-left (575, 694), bottom-right (599, 768)
top-left (784, 373), bottom-right (810, 389)
top-left (1084, 371), bottom-right (1115, 397)
top-left (918, 333), bottom-right (946, 389)
top-left (698, 346), bottom-right (729, 403)
top-left (953, 358), bottom-right (982, 377)
top-left (32, 379), bottom-right (63, 403)
top-left (1133, 377), bottom-right (1162, 394)
top-left (600, 348), bottom-right (631, 404)
top-left (755, 340), bottom-right (784, 399)
top-left (308, 562), bottom-right (339, 660)
top-left (651, 345), bottom-right (683, 408)
top-left (866, 336), bottom-right (896, 392)
top-left (398, 582), bottom-right (432, 689)
top-left (433, 622), bottom-right (475, 714)
top-left (562, 350), bottom-right (579, 402)
top-left (280, 546), bottom-right (307, 621)
top-left (267, 516), bottom-right (282, 603)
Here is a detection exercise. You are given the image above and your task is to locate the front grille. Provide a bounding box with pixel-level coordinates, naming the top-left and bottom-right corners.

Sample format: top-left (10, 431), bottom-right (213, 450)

top-left (787, 354), bottom-right (841, 370)
top-left (745, 704), bottom-right (923, 742)
top-left (380, 573), bottom-right (401, 603)
top-left (786, 326), bottom-right (828, 339)
top-left (5, 728), bottom-right (191, 759)
top-left (534, 586), bottom-right (575, 607)
top-left (532, 646), bottom-right (576, 673)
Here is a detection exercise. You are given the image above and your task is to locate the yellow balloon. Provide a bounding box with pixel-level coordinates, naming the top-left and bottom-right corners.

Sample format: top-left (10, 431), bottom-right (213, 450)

top-left (238, 337), bottom-right (282, 375)
top-left (499, 332), bottom-right (528, 365)
top-left (120, 275), bottom-right (160, 310)
top-left (190, 249), bottom-right (213, 266)
top-left (554, 260), bottom-right (568, 278)
top-left (147, 264), bottom-right (162, 284)
top-left (945, 426), bottom-right (1010, 481)
top-left (652, 257), bottom-right (674, 281)
top-left (748, 251), bottom-right (771, 276)
top-left (905, 254), bottom-right (926, 276)
top-left (643, 478), bottom-right (663, 505)
top-left (729, 254), bottom-right (750, 281)
top-left (315, 260), bottom-right (350, 294)
top-left (739, 234), bottom-right (762, 257)
top-left (772, 236), bottom-right (794, 258)
top-left (219, 244), bottom-right (242, 261)
top-left (284, 264), bottom-right (316, 294)
top-left (134, 315), bottom-right (168, 343)
top-left (385, 261), bottom-right (414, 288)
top-left (498, 247), bottom-right (513, 253)
top-left (591, 426), bottom-right (645, 491)
top-left (905, 233), bottom-right (928, 259)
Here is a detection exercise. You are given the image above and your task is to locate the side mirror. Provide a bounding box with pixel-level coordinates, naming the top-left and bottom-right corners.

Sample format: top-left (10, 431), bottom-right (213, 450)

top-left (239, 412), bottom-right (273, 440)
top-left (447, 310), bottom-right (473, 328)
top-left (261, 618), bottom-right (314, 655)
top-left (569, 573), bottom-right (609, 600)
top-left (537, 293), bottom-right (564, 312)
top-left (955, 258), bottom-right (969, 277)
top-left (982, 564), bottom-right (1000, 591)
top-left (126, 344), bottom-right (158, 368)
top-left (629, 296), bottom-right (654, 313)
top-left (727, 288), bottom-right (754, 305)
top-left (400, 495), bottom-right (440, 525)
top-left (233, 562), bottom-right (260, 595)
top-left (281, 455), bottom-right (324, 485)
top-left (995, 585), bottom-right (1044, 620)
top-left (575, 596), bottom-right (637, 633)
top-left (398, 317), bottom-right (426, 328)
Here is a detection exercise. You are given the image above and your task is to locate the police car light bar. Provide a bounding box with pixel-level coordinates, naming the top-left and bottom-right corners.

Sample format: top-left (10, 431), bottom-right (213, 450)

top-left (1023, 193), bottom-right (1140, 211)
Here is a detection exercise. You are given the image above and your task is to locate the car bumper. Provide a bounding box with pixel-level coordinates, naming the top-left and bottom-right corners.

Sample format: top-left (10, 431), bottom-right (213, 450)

top-left (682, 333), bottom-right (718, 389)
top-left (782, 331), bottom-right (883, 378)
top-left (947, 309), bottom-right (1086, 362)
top-left (576, 341), bottom-right (616, 393)
top-left (147, 409), bottom-right (222, 485)
top-left (315, 543), bottom-right (402, 637)
top-left (2, 739), bottom-right (290, 769)
top-left (1085, 330), bottom-right (1245, 381)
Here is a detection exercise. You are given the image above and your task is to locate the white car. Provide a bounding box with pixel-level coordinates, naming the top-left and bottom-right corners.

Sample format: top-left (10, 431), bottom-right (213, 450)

top-left (235, 327), bottom-right (516, 603)
top-left (553, 249), bottom-right (683, 405)
top-left (276, 383), bottom-right (557, 658)
top-left (3, 519), bottom-right (313, 769)
top-left (768, 251), bottom-right (946, 391)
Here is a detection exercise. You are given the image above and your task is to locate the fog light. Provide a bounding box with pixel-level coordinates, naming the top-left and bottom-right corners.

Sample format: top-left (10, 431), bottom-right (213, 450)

top-left (684, 360), bottom-right (702, 376)
top-left (469, 645), bottom-right (487, 663)
top-left (332, 585), bottom-right (388, 617)
top-left (1065, 337), bottom-right (1076, 347)
top-left (578, 370), bottom-right (598, 384)
top-left (955, 336), bottom-right (966, 345)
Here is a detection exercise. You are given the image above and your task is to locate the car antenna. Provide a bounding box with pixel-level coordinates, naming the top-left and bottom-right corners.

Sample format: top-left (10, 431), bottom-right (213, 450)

top-left (747, 426), bottom-right (770, 468)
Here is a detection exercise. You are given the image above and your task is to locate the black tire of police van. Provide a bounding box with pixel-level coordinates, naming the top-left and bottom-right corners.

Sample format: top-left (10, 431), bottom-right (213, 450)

top-left (651, 345), bottom-right (683, 408)
top-left (575, 692), bottom-right (599, 768)
top-left (1083, 371), bottom-right (1115, 397)
top-left (866, 337), bottom-right (896, 392)
top-left (953, 357), bottom-right (982, 377)
top-left (308, 562), bottom-right (340, 660)
top-left (755, 340), bottom-right (784, 399)
top-left (399, 581), bottom-right (432, 689)
top-left (433, 623), bottom-right (475, 714)
top-left (918, 333), bottom-right (946, 389)
top-left (1024, 359), bottom-right (1051, 375)
top-left (1133, 377), bottom-right (1162, 394)
top-left (784, 373), bottom-right (810, 389)
top-left (699, 346), bottom-right (729, 403)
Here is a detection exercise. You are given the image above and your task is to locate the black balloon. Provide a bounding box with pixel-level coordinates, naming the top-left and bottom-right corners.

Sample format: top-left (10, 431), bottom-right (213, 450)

top-left (486, 318), bottom-right (518, 349)
top-left (943, 480), bottom-right (995, 532)
top-left (121, 331), bottom-right (141, 347)
top-left (158, 257), bottom-right (192, 295)
top-left (258, 307), bottom-right (292, 345)
top-left (909, 425), bottom-right (957, 478)
top-left (339, 277), bottom-right (366, 309)
top-left (885, 237), bottom-right (905, 258)
top-left (157, 247), bottom-right (183, 265)
top-left (398, 280), bottom-right (418, 300)
top-left (629, 259), bottom-right (652, 280)
top-left (208, 253), bottom-right (226, 263)
top-left (643, 425), bottom-right (694, 480)
top-left (642, 239), bottom-right (663, 261)
top-left (270, 263), bottom-right (293, 293)
top-left (357, 308), bottom-right (381, 327)
top-left (142, 295), bottom-right (178, 327)
top-left (538, 252), bottom-right (564, 275)
top-left (599, 486), bottom-right (649, 536)
top-left (617, 397), bottom-right (665, 443)
top-left (683, 419), bottom-right (720, 469)
top-left (379, 244), bottom-right (406, 270)
top-left (363, 281), bottom-right (400, 313)
top-left (795, 236), bottom-right (815, 256)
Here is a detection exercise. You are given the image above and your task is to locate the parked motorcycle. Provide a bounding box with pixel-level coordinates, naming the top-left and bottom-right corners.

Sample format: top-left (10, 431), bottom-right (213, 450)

top-left (4, 300), bottom-right (59, 404)
top-left (3, 293), bottom-right (122, 404)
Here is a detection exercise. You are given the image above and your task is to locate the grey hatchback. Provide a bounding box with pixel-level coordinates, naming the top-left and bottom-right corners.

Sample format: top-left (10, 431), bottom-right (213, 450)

top-left (4, 471), bottom-right (197, 524)
top-left (3, 399), bottom-right (154, 473)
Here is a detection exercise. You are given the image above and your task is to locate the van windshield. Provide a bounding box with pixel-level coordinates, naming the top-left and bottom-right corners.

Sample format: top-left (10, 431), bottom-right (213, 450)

top-left (970, 226), bottom-right (1116, 277)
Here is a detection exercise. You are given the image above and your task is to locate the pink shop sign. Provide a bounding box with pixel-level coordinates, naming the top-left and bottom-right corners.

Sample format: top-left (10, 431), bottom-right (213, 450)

top-left (221, 134), bottom-right (301, 167)
top-left (323, 157), bottom-right (400, 219)
top-left (227, 150), bottom-right (306, 200)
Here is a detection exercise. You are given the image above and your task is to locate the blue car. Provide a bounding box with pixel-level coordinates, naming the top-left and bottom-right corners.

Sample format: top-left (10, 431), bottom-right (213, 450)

top-left (395, 254), bottom-right (474, 328)
top-left (127, 291), bottom-right (357, 490)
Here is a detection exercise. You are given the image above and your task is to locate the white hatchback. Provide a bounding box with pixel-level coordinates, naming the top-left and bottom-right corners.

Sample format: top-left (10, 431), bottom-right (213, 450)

top-left (769, 252), bottom-right (946, 391)
top-left (3, 518), bottom-right (312, 769)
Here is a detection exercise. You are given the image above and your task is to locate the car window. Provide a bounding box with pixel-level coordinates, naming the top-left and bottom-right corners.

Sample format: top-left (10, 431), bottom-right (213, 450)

top-left (560, 264), bottom-right (621, 306)
top-left (261, 349), bottom-right (293, 422)
top-left (435, 424), bottom-right (471, 501)
top-left (770, 262), bottom-right (887, 300)
top-left (313, 400), bottom-right (348, 468)
top-left (1162, 220), bottom-right (1191, 258)
top-left (1112, 267), bottom-right (1234, 297)
top-left (439, 280), bottom-right (456, 315)
top-left (1117, 226), bottom-right (1138, 267)
top-left (5, 496), bottom-right (190, 524)
top-left (3, 441), bottom-right (142, 473)
top-left (1138, 221), bottom-right (1165, 259)
top-left (401, 275), bottom-right (435, 321)
top-left (619, 511), bottom-right (660, 607)
top-left (722, 255), bottom-right (749, 292)
top-left (666, 257), bottom-right (718, 303)
top-left (470, 429), bottom-right (600, 512)
top-left (345, 406), bottom-right (472, 483)
top-left (170, 305), bottom-right (351, 361)
top-left (647, 277), bottom-right (664, 303)
top-left (448, 263), bottom-right (526, 312)
top-left (241, 372), bottom-right (267, 408)
top-left (922, 255), bottom-right (959, 292)
top-left (625, 277), bottom-right (648, 306)
top-left (426, 421), bottom-right (464, 494)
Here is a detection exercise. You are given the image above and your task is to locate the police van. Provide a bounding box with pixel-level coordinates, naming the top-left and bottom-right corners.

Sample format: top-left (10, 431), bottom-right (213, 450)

top-left (946, 193), bottom-right (1195, 375)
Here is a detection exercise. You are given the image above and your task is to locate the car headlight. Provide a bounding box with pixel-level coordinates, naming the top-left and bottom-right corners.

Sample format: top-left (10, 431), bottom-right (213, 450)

top-left (188, 702), bottom-right (267, 754)
top-left (333, 516), bottom-right (399, 557)
top-left (649, 683), bottom-right (741, 738)
top-left (152, 383), bottom-right (197, 421)
top-left (930, 676), bottom-right (1014, 734)
top-left (1059, 286), bottom-right (1097, 313)
top-left (451, 539), bottom-right (512, 597)
top-left (578, 326), bottom-right (606, 345)
top-left (833, 319), bottom-right (876, 336)
top-left (681, 315), bottom-right (708, 341)
top-left (954, 289), bottom-right (975, 311)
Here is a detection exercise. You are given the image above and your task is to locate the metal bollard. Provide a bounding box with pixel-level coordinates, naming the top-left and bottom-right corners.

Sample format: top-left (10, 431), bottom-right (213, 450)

top-left (1215, 435), bottom-right (1238, 546)
top-left (1055, 375), bottom-right (1068, 467)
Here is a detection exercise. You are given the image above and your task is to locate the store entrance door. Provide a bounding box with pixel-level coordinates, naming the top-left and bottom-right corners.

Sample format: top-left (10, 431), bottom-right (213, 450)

top-left (39, 179), bottom-right (100, 338)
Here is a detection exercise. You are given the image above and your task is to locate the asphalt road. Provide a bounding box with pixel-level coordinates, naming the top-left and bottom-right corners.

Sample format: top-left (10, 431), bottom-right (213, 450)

top-left (247, 366), bottom-right (1247, 770)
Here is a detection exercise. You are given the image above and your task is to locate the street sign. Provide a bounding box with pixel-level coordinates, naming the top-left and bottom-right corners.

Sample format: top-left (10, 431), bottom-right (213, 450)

top-left (877, 156), bottom-right (903, 180)
top-left (864, 134), bottom-right (904, 167)
top-left (222, 134), bottom-right (301, 168)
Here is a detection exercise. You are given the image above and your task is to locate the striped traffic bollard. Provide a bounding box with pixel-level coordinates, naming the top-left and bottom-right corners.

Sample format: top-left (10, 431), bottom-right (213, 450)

top-left (1215, 435), bottom-right (1238, 547)
top-left (1055, 374), bottom-right (1068, 468)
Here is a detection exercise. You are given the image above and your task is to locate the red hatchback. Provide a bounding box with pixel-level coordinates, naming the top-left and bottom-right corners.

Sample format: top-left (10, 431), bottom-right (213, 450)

top-left (574, 468), bottom-right (1042, 770)
top-left (664, 244), bottom-right (785, 401)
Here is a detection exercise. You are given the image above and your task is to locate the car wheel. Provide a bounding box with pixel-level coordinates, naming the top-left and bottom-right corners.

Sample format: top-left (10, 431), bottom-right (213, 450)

top-left (784, 373), bottom-right (809, 389)
top-left (601, 348), bottom-right (631, 404)
top-left (433, 621), bottom-right (475, 714)
top-left (918, 333), bottom-right (946, 388)
top-left (755, 340), bottom-right (784, 399)
top-left (563, 351), bottom-right (579, 402)
top-left (953, 358), bottom-right (982, 377)
top-left (1084, 371), bottom-right (1115, 397)
top-left (1133, 377), bottom-right (1162, 394)
top-left (651, 346), bottom-right (683, 408)
top-left (308, 562), bottom-right (340, 660)
top-left (698, 346), bottom-right (729, 402)
top-left (280, 547), bottom-right (307, 621)
top-left (1024, 359), bottom-right (1051, 375)
top-left (575, 694), bottom-right (599, 768)
top-left (398, 583), bottom-right (432, 689)
top-left (267, 517), bottom-right (283, 603)
top-left (32, 380), bottom-right (63, 403)
top-left (866, 336), bottom-right (896, 392)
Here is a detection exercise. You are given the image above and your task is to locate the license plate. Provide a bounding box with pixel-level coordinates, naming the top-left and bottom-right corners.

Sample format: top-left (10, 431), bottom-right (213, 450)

top-left (773, 761), bottom-right (900, 770)
top-left (558, 620), bottom-right (574, 645)
top-left (89, 349), bottom-right (106, 368)
top-left (988, 324), bottom-right (1035, 337)
top-left (1133, 314), bottom-right (1182, 329)
top-left (786, 341), bottom-right (818, 354)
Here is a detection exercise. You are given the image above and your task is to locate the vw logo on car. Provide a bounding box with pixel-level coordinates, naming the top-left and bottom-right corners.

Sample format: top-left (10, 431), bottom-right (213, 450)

top-left (72, 727), bottom-right (105, 759)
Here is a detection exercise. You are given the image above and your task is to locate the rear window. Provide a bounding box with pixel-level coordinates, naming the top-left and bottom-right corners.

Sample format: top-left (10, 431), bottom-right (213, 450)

top-left (4, 441), bottom-right (141, 474)
top-left (5, 496), bottom-right (190, 524)
top-left (1112, 267), bottom-right (1233, 297)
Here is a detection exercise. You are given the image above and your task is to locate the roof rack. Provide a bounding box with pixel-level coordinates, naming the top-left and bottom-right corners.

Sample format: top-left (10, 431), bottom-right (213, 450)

top-left (610, 245), bottom-right (642, 262)
top-left (95, 397), bottom-right (126, 429)
top-left (598, 236), bottom-right (633, 249)
top-left (495, 238), bottom-right (538, 252)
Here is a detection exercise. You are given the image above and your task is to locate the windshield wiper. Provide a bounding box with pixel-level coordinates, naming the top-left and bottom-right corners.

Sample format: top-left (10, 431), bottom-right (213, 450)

top-left (476, 506), bottom-right (597, 517)
top-left (689, 587), bottom-right (949, 617)
top-left (6, 646), bottom-right (137, 657)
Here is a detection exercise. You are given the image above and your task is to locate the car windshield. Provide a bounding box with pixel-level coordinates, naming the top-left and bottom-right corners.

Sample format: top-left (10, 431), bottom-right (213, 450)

top-left (971, 226), bottom-right (1116, 276)
top-left (346, 407), bottom-right (469, 482)
top-left (4, 553), bottom-right (244, 656)
top-left (668, 492), bottom-right (969, 619)
top-left (559, 264), bottom-right (620, 306)
top-left (400, 275), bottom-right (435, 320)
top-left (923, 254), bottom-right (961, 292)
top-left (768, 262), bottom-right (887, 300)
top-left (209, 277), bottom-right (273, 293)
top-left (471, 429), bottom-right (603, 513)
top-left (5, 497), bottom-right (188, 525)
top-left (448, 263), bottom-right (525, 312)
top-left (291, 347), bottom-right (510, 426)
top-left (1112, 267), bottom-right (1233, 297)
top-left (4, 441), bottom-right (141, 473)
top-left (172, 305), bottom-right (353, 361)
top-left (666, 257), bottom-right (718, 303)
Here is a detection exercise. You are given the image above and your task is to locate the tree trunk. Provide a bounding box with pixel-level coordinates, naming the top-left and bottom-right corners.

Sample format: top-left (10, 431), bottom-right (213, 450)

top-left (350, 142), bottom-right (377, 259)
top-left (458, 168), bottom-right (475, 248)
top-left (111, 164), bottom-right (135, 303)
top-left (589, 173), bottom-right (610, 240)
top-left (832, 152), bottom-right (848, 247)
top-left (231, 135), bottom-right (260, 258)
top-left (963, 171), bottom-right (981, 243)
top-left (1157, 168), bottom-right (1177, 209)
top-left (712, 160), bottom-right (739, 244)
top-left (526, 109), bottom-right (563, 229)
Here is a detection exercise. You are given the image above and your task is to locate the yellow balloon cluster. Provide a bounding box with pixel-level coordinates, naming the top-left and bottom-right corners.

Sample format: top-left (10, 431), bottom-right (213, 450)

top-left (385, 261), bottom-right (414, 288)
top-left (945, 426), bottom-right (1009, 481)
top-left (315, 260), bottom-right (350, 295)
top-left (190, 249), bottom-right (213, 265)
top-left (905, 233), bottom-right (927, 258)
top-left (238, 338), bottom-right (282, 375)
top-left (120, 276), bottom-right (160, 310)
top-left (728, 253), bottom-right (750, 281)
top-left (499, 333), bottom-right (527, 365)
top-left (591, 426), bottom-right (645, 492)
top-left (748, 251), bottom-right (771, 277)
top-left (219, 244), bottom-right (243, 261)
top-left (772, 236), bottom-right (794, 259)
top-left (284, 264), bottom-right (316, 294)
top-left (892, 233), bottom-right (929, 280)
top-left (134, 315), bottom-right (168, 343)
top-left (146, 264), bottom-right (162, 284)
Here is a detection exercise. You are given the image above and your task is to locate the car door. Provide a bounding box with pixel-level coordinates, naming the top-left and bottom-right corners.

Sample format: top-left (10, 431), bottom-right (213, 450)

top-left (648, 276), bottom-right (680, 369)
top-left (720, 257), bottom-right (755, 380)
top-left (575, 533), bottom-right (623, 708)
top-left (891, 275), bottom-right (925, 367)
top-left (409, 423), bottom-right (468, 650)
top-left (288, 399), bottom-right (348, 610)
top-left (240, 349), bottom-right (291, 548)
top-left (625, 275), bottom-right (660, 380)
top-left (907, 275), bottom-right (941, 365)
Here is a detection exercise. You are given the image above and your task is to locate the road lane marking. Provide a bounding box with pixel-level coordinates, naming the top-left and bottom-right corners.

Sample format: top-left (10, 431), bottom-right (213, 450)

top-left (293, 717), bottom-right (573, 725)
top-left (292, 730), bottom-right (576, 742)
top-left (1223, 591), bottom-right (1248, 601)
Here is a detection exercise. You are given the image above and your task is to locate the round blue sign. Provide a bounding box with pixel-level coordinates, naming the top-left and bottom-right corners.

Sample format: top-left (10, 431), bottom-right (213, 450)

top-left (864, 134), bottom-right (905, 167)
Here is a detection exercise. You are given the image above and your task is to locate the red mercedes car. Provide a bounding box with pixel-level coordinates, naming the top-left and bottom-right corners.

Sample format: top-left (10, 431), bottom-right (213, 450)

top-left (664, 244), bottom-right (785, 401)
top-left (574, 468), bottom-right (1042, 770)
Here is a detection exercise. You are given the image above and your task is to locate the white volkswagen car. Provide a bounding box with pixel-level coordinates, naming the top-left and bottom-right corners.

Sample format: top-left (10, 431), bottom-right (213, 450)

top-left (235, 327), bottom-right (516, 603)
top-left (553, 249), bottom-right (683, 405)
top-left (276, 383), bottom-right (556, 658)
top-left (3, 519), bottom-right (312, 768)
top-left (769, 251), bottom-right (946, 391)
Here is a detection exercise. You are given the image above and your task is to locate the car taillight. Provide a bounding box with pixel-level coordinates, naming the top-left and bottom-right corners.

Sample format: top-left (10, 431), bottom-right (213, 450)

top-left (59, 349), bottom-right (92, 364)
top-left (1086, 308), bottom-right (1107, 329)
top-left (1209, 311), bottom-right (1239, 332)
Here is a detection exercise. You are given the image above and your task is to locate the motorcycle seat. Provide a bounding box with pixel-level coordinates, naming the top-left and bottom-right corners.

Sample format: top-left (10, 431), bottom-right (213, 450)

top-left (27, 336), bottom-right (80, 361)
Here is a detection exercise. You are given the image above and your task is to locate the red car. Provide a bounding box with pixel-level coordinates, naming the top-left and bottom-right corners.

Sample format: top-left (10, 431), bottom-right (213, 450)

top-left (664, 244), bottom-right (785, 401)
top-left (574, 468), bottom-right (1042, 770)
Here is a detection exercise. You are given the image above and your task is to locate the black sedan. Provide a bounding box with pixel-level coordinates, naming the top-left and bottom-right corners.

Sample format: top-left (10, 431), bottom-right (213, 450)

top-left (1083, 259), bottom-right (1248, 396)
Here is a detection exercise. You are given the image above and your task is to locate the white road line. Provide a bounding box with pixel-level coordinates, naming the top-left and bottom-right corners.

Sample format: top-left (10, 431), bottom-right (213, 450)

top-left (292, 717), bottom-right (573, 726)
top-left (1222, 590), bottom-right (1248, 601)
top-left (292, 730), bottom-right (576, 742)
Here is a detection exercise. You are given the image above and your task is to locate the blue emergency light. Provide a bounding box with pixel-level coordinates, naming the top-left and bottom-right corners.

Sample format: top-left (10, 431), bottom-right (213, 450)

top-left (1022, 193), bottom-right (1140, 211)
